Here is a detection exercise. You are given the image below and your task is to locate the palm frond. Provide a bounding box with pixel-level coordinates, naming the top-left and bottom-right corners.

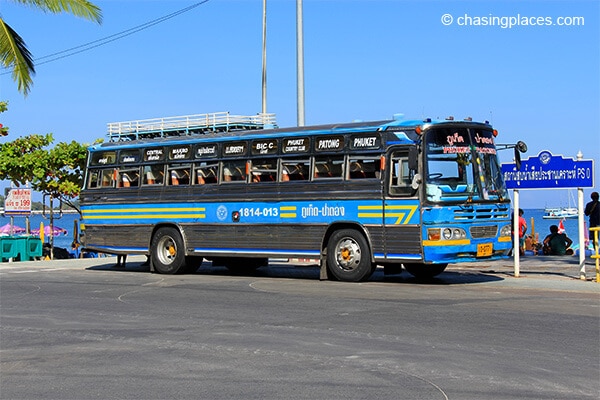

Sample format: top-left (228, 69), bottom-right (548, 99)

top-left (0, 18), bottom-right (35, 96)
top-left (9, 0), bottom-right (102, 23)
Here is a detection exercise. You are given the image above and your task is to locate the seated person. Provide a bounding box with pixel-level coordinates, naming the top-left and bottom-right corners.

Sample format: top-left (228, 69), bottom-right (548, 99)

top-left (542, 225), bottom-right (573, 255)
top-left (349, 162), bottom-right (366, 179)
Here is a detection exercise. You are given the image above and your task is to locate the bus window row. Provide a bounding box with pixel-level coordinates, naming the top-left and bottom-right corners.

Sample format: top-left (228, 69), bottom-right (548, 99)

top-left (87, 155), bottom-right (382, 189)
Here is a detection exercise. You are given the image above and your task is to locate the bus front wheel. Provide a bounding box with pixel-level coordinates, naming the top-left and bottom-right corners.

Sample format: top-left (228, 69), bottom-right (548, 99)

top-left (327, 229), bottom-right (373, 282)
top-left (404, 263), bottom-right (447, 279)
top-left (151, 227), bottom-right (186, 274)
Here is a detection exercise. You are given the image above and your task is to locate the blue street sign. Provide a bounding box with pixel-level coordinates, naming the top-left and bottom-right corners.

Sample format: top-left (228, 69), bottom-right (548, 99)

top-left (501, 151), bottom-right (594, 189)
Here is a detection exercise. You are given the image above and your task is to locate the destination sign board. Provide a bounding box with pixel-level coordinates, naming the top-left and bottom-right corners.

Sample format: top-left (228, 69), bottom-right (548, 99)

top-left (283, 137), bottom-right (309, 153)
top-left (90, 151), bottom-right (116, 166)
top-left (349, 134), bottom-right (381, 150)
top-left (120, 149), bottom-right (140, 164)
top-left (251, 139), bottom-right (278, 155)
top-left (144, 148), bottom-right (165, 162)
top-left (195, 144), bottom-right (218, 158)
top-left (223, 141), bottom-right (247, 157)
top-left (169, 145), bottom-right (191, 160)
top-left (314, 136), bottom-right (344, 152)
top-left (502, 151), bottom-right (594, 189)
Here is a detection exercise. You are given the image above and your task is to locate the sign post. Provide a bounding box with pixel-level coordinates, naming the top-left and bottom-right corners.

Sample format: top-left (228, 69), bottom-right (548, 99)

top-left (502, 151), bottom-right (595, 279)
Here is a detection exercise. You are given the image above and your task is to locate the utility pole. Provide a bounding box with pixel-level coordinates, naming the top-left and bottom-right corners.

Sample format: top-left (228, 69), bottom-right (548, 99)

top-left (261, 0), bottom-right (267, 115)
top-left (296, 0), bottom-right (305, 126)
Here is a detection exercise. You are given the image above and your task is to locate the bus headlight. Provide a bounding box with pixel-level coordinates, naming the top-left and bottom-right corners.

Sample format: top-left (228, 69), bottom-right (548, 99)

top-left (435, 227), bottom-right (467, 241)
top-left (453, 228), bottom-right (466, 239)
top-left (500, 224), bottom-right (512, 237)
top-left (442, 228), bottom-right (452, 240)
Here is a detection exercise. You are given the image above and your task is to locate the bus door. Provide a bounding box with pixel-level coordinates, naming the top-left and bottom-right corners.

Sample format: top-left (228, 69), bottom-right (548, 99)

top-left (385, 149), bottom-right (422, 261)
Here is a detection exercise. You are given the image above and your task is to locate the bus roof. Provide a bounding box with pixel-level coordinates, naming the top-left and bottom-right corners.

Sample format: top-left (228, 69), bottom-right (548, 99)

top-left (91, 115), bottom-right (493, 152)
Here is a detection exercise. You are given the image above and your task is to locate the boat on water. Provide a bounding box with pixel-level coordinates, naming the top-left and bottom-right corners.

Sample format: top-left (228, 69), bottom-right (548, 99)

top-left (542, 207), bottom-right (578, 219)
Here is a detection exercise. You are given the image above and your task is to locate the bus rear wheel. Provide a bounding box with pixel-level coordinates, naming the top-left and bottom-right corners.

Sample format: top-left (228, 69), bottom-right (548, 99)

top-left (327, 229), bottom-right (373, 282)
top-left (404, 263), bottom-right (447, 279)
top-left (151, 227), bottom-right (186, 274)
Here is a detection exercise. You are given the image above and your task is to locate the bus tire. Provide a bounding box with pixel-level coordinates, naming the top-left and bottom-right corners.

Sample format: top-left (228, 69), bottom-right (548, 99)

top-left (404, 263), bottom-right (447, 279)
top-left (151, 227), bottom-right (186, 274)
top-left (327, 229), bottom-right (373, 282)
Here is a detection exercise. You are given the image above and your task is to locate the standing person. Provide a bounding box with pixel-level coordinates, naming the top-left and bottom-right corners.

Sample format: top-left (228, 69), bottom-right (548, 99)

top-left (543, 225), bottom-right (573, 255)
top-left (584, 191), bottom-right (599, 248)
top-left (116, 254), bottom-right (127, 268)
top-left (518, 209), bottom-right (527, 255)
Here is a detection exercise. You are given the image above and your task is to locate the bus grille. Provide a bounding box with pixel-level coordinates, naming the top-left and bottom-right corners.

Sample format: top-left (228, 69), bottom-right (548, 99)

top-left (453, 206), bottom-right (510, 220)
top-left (470, 225), bottom-right (498, 238)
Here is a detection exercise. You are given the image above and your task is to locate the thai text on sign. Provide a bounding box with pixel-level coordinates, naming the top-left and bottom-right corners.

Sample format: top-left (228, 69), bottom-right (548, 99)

top-left (4, 188), bottom-right (32, 215)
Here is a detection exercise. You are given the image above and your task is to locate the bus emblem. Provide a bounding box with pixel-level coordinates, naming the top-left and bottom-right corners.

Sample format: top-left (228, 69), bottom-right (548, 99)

top-left (217, 205), bottom-right (228, 221)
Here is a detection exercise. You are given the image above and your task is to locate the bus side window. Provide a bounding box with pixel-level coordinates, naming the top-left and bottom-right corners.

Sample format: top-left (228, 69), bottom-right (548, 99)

top-left (251, 159), bottom-right (277, 183)
top-left (348, 158), bottom-right (381, 180)
top-left (389, 153), bottom-right (413, 196)
top-left (281, 160), bottom-right (309, 181)
top-left (88, 170), bottom-right (100, 188)
top-left (100, 169), bottom-right (116, 187)
top-left (314, 156), bottom-right (343, 179)
top-left (119, 168), bottom-right (140, 188)
top-left (144, 165), bottom-right (164, 186)
top-left (169, 166), bottom-right (191, 186)
top-left (222, 161), bottom-right (247, 183)
top-left (195, 163), bottom-right (218, 185)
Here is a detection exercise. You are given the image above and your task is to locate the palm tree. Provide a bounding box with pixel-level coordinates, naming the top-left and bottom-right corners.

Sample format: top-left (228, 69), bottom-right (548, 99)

top-left (0, 0), bottom-right (102, 96)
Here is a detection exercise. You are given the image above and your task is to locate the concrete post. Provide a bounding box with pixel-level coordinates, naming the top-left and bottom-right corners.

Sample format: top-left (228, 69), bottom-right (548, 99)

top-left (577, 151), bottom-right (586, 280)
top-left (513, 190), bottom-right (520, 277)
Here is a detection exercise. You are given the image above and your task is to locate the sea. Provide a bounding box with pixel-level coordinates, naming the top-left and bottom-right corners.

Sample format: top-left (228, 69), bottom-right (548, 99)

top-left (1, 208), bottom-right (592, 251)
top-left (1, 212), bottom-right (81, 250)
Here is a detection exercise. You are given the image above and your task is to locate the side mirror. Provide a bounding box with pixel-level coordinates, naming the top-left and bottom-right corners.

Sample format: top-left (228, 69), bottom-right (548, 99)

top-left (408, 146), bottom-right (418, 171)
top-left (411, 173), bottom-right (422, 190)
top-left (514, 148), bottom-right (522, 170)
top-left (514, 141), bottom-right (527, 170)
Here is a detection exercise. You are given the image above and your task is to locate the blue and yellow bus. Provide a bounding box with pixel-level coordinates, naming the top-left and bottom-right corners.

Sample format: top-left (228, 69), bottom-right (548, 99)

top-left (80, 112), bottom-right (516, 281)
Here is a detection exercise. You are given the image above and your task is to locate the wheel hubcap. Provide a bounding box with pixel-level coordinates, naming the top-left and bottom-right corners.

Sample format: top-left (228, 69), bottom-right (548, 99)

top-left (336, 238), bottom-right (361, 270)
top-left (158, 237), bottom-right (177, 265)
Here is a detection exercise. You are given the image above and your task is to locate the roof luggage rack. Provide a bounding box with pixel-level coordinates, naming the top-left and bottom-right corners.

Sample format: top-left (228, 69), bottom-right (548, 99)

top-left (107, 111), bottom-right (277, 142)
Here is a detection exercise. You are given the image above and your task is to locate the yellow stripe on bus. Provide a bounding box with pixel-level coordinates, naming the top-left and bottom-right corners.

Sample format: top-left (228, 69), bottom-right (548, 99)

top-left (83, 207), bottom-right (205, 213)
top-left (357, 204), bottom-right (418, 225)
top-left (423, 239), bottom-right (471, 246)
top-left (84, 214), bottom-right (206, 220)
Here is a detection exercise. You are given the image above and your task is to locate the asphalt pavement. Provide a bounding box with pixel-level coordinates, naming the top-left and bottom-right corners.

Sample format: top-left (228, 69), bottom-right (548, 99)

top-left (1, 253), bottom-right (598, 400)
top-left (2, 253), bottom-right (599, 292)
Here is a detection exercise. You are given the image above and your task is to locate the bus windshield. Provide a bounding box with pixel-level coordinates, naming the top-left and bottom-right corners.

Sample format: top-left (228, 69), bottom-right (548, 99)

top-left (424, 127), bottom-right (507, 204)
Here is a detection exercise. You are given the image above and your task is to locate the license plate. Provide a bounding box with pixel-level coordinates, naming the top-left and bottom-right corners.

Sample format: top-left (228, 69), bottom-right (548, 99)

top-left (477, 243), bottom-right (493, 257)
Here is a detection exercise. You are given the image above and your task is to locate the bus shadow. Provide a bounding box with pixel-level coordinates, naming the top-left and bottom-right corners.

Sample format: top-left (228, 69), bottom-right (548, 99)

top-left (87, 261), bottom-right (152, 273)
top-left (197, 263), bottom-right (505, 285)
top-left (374, 270), bottom-right (504, 285)
top-left (86, 261), bottom-right (505, 285)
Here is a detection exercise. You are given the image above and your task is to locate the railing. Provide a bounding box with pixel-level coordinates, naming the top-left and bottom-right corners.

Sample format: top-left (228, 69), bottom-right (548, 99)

top-left (107, 112), bottom-right (277, 141)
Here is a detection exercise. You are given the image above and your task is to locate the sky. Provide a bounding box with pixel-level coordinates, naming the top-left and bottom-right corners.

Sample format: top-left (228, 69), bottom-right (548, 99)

top-left (0, 0), bottom-right (598, 208)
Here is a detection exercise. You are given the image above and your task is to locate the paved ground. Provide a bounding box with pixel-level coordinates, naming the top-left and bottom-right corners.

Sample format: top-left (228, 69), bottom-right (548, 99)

top-left (1, 254), bottom-right (598, 400)
top-left (2, 253), bottom-right (599, 290)
top-left (454, 254), bottom-right (600, 289)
